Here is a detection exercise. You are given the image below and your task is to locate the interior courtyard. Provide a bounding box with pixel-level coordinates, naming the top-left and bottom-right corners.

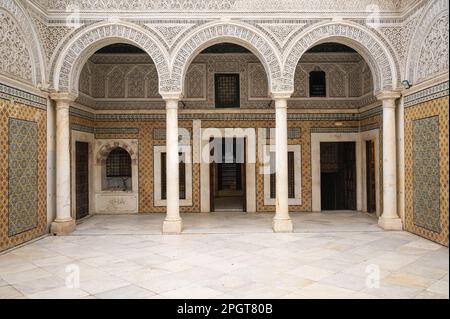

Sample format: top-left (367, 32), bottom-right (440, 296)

top-left (0, 0), bottom-right (448, 299)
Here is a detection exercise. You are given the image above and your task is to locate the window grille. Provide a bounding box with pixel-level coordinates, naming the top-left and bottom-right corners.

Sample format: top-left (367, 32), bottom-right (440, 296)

top-left (106, 148), bottom-right (132, 177)
top-left (270, 151), bottom-right (295, 199)
top-left (161, 152), bottom-right (186, 200)
top-left (215, 74), bottom-right (240, 108)
top-left (309, 71), bottom-right (326, 97)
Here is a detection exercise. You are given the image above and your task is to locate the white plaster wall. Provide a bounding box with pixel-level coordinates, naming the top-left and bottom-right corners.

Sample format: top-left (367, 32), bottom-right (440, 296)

top-left (396, 97), bottom-right (406, 222)
top-left (46, 99), bottom-right (56, 229)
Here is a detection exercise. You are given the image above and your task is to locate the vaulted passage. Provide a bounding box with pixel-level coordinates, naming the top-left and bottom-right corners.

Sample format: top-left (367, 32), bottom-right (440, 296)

top-left (210, 138), bottom-right (246, 212)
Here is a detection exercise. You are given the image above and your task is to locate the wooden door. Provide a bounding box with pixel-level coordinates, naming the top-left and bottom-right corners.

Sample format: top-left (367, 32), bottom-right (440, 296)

top-left (343, 142), bottom-right (357, 210)
top-left (75, 142), bottom-right (89, 220)
top-left (210, 162), bottom-right (216, 212)
top-left (241, 138), bottom-right (247, 211)
top-left (366, 140), bottom-right (376, 213)
top-left (209, 137), bottom-right (216, 212)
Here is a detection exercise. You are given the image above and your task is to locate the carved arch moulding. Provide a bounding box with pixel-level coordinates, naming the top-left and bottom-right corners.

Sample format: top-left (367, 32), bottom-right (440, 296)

top-left (170, 21), bottom-right (285, 94)
top-left (406, 0), bottom-right (449, 84)
top-left (96, 141), bottom-right (138, 165)
top-left (52, 21), bottom-right (170, 95)
top-left (283, 21), bottom-right (400, 94)
top-left (0, 0), bottom-right (46, 86)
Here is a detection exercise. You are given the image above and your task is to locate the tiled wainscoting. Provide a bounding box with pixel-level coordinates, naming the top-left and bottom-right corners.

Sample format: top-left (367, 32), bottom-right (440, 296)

top-left (0, 92), bottom-right (48, 251)
top-left (404, 82), bottom-right (449, 246)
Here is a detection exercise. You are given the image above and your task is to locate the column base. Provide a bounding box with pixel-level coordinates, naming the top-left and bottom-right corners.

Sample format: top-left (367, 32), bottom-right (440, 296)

top-left (272, 218), bottom-right (293, 233)
top-left (378, 217), bottom-right (403, 231)
top-left (51, 219), bottom-right (76, 235)
top-left (163, 219), bottom-right (183, 234)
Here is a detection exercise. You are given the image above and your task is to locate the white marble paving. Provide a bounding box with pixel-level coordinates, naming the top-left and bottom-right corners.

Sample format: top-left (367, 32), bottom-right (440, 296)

top-left (0, 212), bottom-right (448, 299)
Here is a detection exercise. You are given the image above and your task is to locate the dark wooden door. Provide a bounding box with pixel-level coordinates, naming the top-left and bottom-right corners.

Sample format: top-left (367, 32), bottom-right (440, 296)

top-left (210, 137), bottom-right (216, 212)
top-left (210, 162), bottom-right (216, 212)
top-left (343, 142), bottom-right (356, 210)
top-left (75, 142), bottom-right (89, 220)
top-left (366, 140), bottom-right (376, 213)
top-left (241, 138), bottom-right (247, 211)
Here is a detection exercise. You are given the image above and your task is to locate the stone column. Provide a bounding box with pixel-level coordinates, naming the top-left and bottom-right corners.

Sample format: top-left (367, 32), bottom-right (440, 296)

top-left (50, 93), bottom-right (76, 235)
top-left (162, 93), bottom-right (183, 234)
top-left (272, 93), bottom-right (293, 232)
top-left (377, 91), bottom-right (402, 230)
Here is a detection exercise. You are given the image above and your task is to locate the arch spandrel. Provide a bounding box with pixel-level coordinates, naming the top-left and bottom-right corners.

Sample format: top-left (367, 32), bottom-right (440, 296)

top-left (406, 0), bottom-right (449, 84)
top-left (0, 0), bottom-right (46, 86)
top-left (53, 21), bottom-right (170, 96)
top-left (283, 21), bottom-right (399, 94)
top-left (169, 22), bottom-right (284, 95)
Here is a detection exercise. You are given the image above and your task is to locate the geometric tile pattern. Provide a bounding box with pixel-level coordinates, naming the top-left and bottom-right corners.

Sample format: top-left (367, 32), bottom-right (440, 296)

top-left (412, 116), bottom-right (441, 233)
top-left (8, 118), bottom-right (38, 236)
top-left (0, 98), bottom-right (47, 252)
top-left (405, 96), bottom-right (449, 247)
top-left (70, 111), bottom-right (382, 215)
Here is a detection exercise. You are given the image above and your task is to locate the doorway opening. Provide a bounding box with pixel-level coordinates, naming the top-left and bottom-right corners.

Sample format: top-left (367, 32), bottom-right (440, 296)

top-left (320, 142), bottom-right (356, 210)
top-left (366, 140), bottom-right (376, 213)
top-left (75, 141), bottom-right (89, 220)
top-left (210, 137), bottom-right (246, 212)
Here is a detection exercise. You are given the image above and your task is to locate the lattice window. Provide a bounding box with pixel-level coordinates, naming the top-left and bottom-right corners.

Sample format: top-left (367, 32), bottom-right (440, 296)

top-left (106, 148), bottom-right (132, 177)
top-left (270, 151), bottom-right (295, 199)
top-left (309, 70), bottom-right (326, 97)
top-left (161, 152), bottom-right (186, 200)
top-left (215, 74), bottom-right (240, 108)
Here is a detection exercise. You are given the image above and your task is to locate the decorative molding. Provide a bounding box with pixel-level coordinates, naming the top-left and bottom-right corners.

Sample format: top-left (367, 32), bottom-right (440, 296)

top-left (71, 124), bottom-right (94, 133)
top-left (310, 127), bottom-right (360, 133)
top-left (95, 127), bottom-right (139, 135)
top-left (404, 81), bottom-right (449, 108)
top-left (89, 112), bottom-right (364, 122)
top-left (42, 0), bottom-right (416, 13)
top-left (0, 82), bottom-right (47, 109)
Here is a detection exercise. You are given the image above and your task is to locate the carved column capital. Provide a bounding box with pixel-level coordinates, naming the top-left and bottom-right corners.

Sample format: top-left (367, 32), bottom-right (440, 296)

top-left (376, 90), bottom-right (401, 102)
top-left (50, 92), bottom-right (78, 107)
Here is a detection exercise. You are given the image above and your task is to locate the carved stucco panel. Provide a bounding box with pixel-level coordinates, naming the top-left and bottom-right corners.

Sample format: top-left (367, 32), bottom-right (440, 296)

top-left (0, 10), bottom-right (32, 82)
top-left (55, 22), bottom-right (169, 94)
top-left (284, 22), bottom-right (397, 93)
top-left (416, 14), bottom-right (449, 82)
top-left (171, 23), bottom-right (283, 93)
top-left (406, 0), bottom-right (449, 84)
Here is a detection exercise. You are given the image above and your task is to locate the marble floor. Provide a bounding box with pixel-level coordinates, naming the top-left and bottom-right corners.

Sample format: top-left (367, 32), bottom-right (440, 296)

top-left (0, 212), bottom-right (448, 299)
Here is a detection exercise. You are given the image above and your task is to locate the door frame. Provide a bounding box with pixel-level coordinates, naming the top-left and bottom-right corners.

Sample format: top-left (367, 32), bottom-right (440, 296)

top-left (209, 138), bottom-right (247, 212)
top-left (311, 132), bottom-right (362, 212)
top-left (75, 141), bottom-right (90, 219)
top-left (360, 129), bottom-right (381, 216)
top-left (71, 130), bottom-right (94, 219)
top-left (311, 130), bottom-right (380, 214)
top-left (199, 128), bottom-right (256, 213)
